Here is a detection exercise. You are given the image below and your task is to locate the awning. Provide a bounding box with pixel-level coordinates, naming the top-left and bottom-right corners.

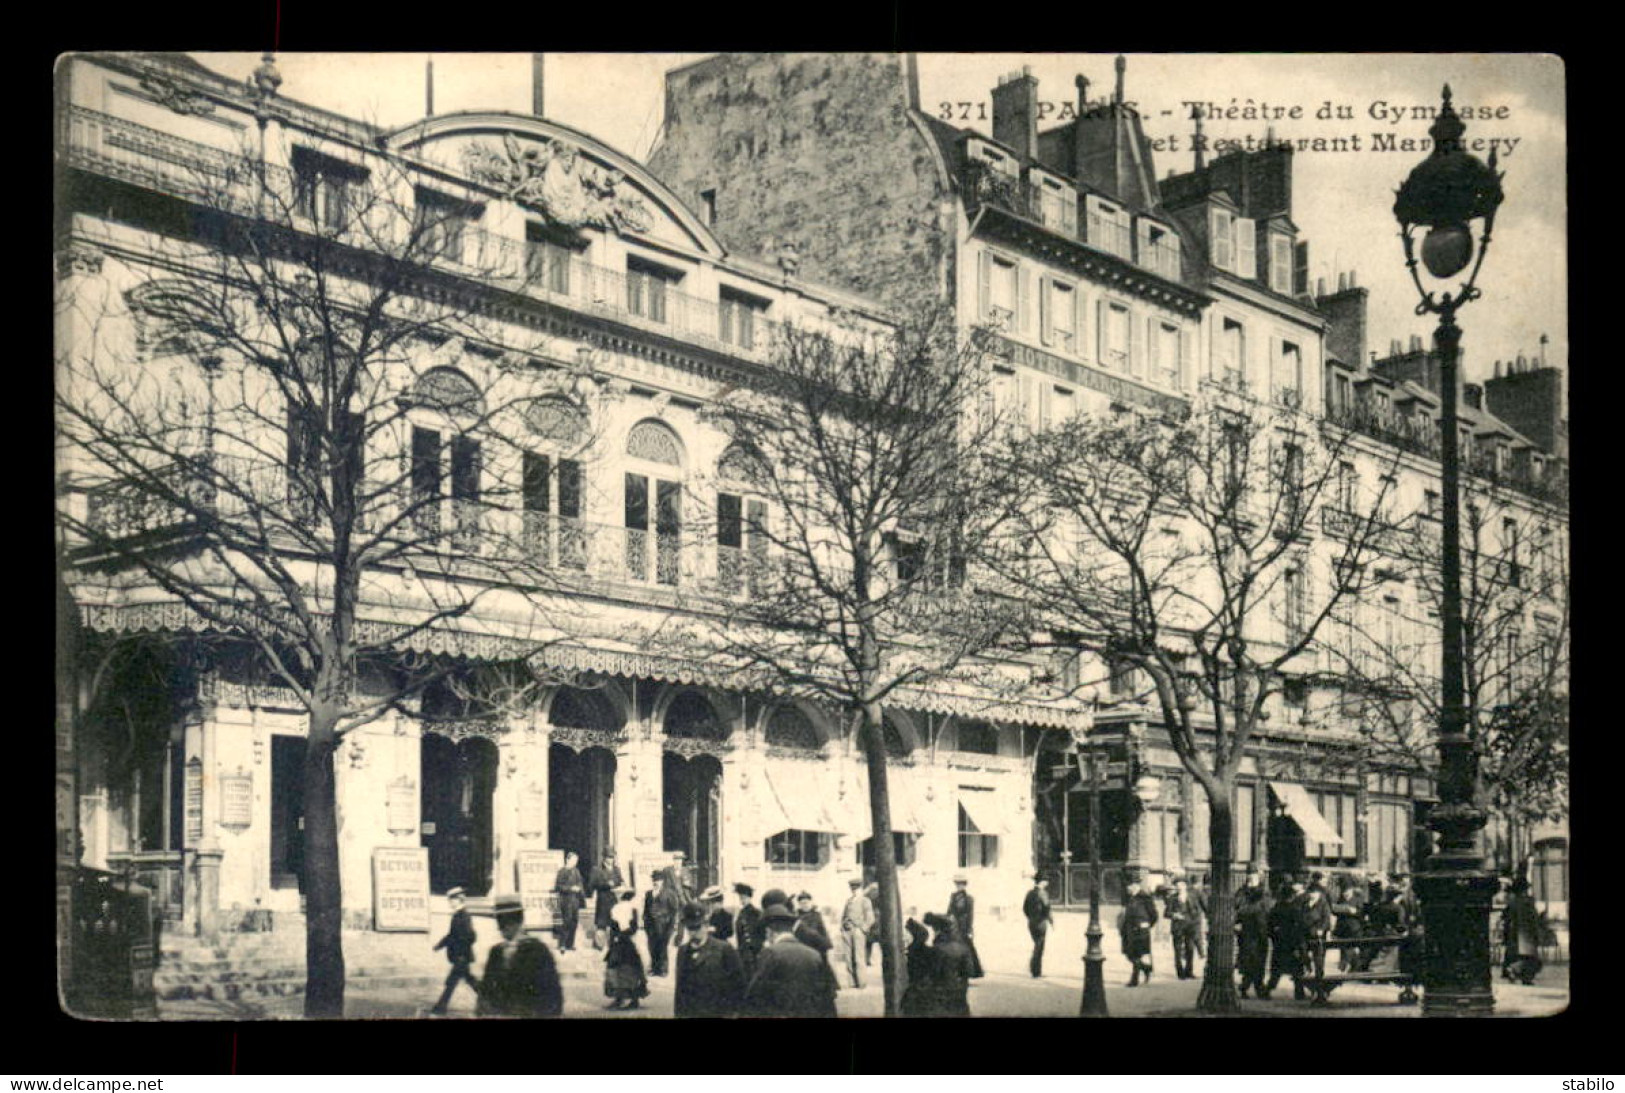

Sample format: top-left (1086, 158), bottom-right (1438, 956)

top-left (1269, 781), bottom-right (1344, 846)
top-left (957, 791), bottom-right (1011, 837)
top-left (838, 771), bottom-right (925, 841)
top-left (761, 766), bottom-right (836, 834)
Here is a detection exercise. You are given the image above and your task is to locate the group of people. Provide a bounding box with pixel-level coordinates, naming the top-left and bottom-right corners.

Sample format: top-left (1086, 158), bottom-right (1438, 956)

top-left (1232, 869), bottom-right (1425, 1000)
top-left (1019, 871), bottom-right (1207, 986)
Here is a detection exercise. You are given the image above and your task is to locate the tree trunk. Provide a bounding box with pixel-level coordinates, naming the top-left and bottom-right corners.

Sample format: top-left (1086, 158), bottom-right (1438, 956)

top-left (861, 702), bottom-right (905, 1017)
top-left (1195, 792), bottom-right (1239, 1013)
top-left (301, 702), bottom-right (346, 1018)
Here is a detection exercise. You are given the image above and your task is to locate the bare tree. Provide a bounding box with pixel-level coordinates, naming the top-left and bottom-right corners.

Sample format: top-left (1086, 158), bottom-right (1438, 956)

top-left (56, 129), bottom-right (596, 1016)
top-left (998, 389), bottom-right (1401, 1013)
top-left (676, 311), bottom-right (1025, 1015)
top-left (1325, 475), bottom-right (1570, 870)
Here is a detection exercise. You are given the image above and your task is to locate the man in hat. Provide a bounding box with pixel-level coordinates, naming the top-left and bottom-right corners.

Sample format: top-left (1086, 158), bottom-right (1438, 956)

top-left (947, 874), bottom-right (984, 979)
top-left (1165, 875), bottom-right (1207, 980)
top-left (643, 868), bottom-right (681, 977)
top-left (553, 851), bottom-right (585, 952)
top-left (692, 884), bottom-right (728, 944)
top-left (1022, 874), bottom-right (1054, 978)
top-left (839, 877), bottom-right (875, 988)
top-left (476, 894), bottom-right (563, 1017)
top-left (430, 886), bottom-right (478, 1015)
top-left (743, 897), bottom-right (838, 1017)
top-left (734, 883), bottom-right (764, 978)
top-left (863, 883), bottom-right (882, 966)
top-left (674, 903), bottom-right (747, 1018)
top-left (1266, 876), bottom-right (1309, 1000)
top-left (585, 850), bottom-right (623, 951)
top-left (793, 891), bottom-right (833, 957)
top-left (1120, 873), bottom-right (1159, 986)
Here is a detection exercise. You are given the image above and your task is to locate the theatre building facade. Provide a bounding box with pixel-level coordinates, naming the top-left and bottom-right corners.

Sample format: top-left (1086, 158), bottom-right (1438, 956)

top-left (55, 50), bottom-right (1082, 962)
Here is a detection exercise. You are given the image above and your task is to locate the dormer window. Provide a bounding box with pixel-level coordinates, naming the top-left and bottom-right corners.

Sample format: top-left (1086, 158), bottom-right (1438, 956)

top-left (1087, 197), bottom-right (1132, 260)
top-left (1036, 176), bottom-right (1078, 237)
top-left (1139, 220), bottom-right (1181, 280)
top-left (1209, 205), bottom-right (1256, 279)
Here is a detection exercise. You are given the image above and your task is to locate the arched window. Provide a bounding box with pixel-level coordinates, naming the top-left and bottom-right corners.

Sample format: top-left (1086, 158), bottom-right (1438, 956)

top-left (624, 420), bottom-right (684, 585)
top-left (716, 443), bottom-right (770, 597)
top-left (765, 706), bottom-right (821, 750)
top-left (407, 368), bottom-right (484, 543)
top-left (126, 280), bottom-right (214, 359)
top-left (664, 691), bottom-right (727, 741)
top-left (522, 397), bottom-right (589, 569)
top-left (626, 420), bottom-right (682, 466)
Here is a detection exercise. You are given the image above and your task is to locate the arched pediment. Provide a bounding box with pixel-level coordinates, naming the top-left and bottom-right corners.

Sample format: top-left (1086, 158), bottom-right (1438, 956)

top-left (411, 366), bottom-right (484, 417)
top-left (386, 114), bottom-right (725, 257)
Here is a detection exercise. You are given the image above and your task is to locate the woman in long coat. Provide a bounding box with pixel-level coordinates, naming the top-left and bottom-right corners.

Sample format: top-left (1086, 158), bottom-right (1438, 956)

top-left (603, 888), bottom-right (649, 1009)
top-left (1119, 877), bottom-right (1159, 986)
top-left (924, 913), bottom-right (975, 1016)
top-left (946, 876), bottom-right (985, 979)
top-left (1235, 884), bottom-right (1271, 998)
top-left (899, 918), bottom-right (939, 1016)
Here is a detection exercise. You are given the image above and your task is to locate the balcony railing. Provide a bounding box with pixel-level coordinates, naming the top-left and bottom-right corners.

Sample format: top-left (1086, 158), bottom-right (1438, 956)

top-left (60, 106), bottom-right (786, 363)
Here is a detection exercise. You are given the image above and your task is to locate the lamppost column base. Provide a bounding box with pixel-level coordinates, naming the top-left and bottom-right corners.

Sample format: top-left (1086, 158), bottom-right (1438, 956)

top-left (1415, 868), bottom-right (1498, 1017)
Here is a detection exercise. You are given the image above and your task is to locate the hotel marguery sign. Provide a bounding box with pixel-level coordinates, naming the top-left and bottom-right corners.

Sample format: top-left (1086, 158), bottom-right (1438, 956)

top-left (988, 334), bottom-right (1187, 416)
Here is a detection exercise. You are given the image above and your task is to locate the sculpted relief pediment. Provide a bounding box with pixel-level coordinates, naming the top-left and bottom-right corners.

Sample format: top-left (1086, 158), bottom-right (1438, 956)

top-left (462, 132), bottom-right (653, 235)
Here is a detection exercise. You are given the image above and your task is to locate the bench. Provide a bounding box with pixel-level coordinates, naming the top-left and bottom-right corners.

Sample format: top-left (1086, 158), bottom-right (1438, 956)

top-left (1299, 934), bottom-right (1420, 1006)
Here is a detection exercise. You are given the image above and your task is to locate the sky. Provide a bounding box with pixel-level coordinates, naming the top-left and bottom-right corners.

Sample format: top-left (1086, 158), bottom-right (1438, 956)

top-left (194, 52), bottom-right (1567, 390)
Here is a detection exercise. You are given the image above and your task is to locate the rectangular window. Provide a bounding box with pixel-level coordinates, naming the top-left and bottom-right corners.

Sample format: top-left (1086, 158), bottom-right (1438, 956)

top-left (1087, 198), bottom-right (1131, 260)
top-left (1424, 490), bottom-right (1440, 519)
top-left (719, 288), bottom-right (767, 350)
top-left (1042, 279), bottom-right (1077, 352)
top-left (285, 404), bottom-right (323, 516)
top-left (1337, 461), bottom-right (1358, 513)
top-left (1277, 340), bottom-right (1302, 399)
top-left (415, 189), bottom-right (479, 263)
top-left (1282, 444), bottom-right (1305, 525)
top-left (984, 253), bottom-right (1018, 323)
top-left (450, 436), bottom-right (480, 503)
top-left (1284, 567), bottom-right (1307, 645)
top-left (700, 188), bottom-right (717, 226)
top-left (1271, 234), bottom-right (1294, 295)
top-left (1101, 302), bottom-right (1130, 370)
top-left (957, 802), bottom-right (1000, 869)
top-left (1142, 222), bottom-right (1180, 279)
top-left (626, 258), bottom-right (679, 324)
top-left (293, 151), bottom-right (364, 232)
top-left (1038, 178), bottom-right (1077, 236)
top-left (1210, 207), bottom-right (1234, 271)
top-left (1154, 322), bottom-right (1182, 388)
top-left (1219, 318), bottom-right (1245, 384)
top-left (765, 830), bottom-right (829, 868)
top-left (411, 426), bottom-right (442, 534)
top-left (525, 223), bottom-right (575, 295)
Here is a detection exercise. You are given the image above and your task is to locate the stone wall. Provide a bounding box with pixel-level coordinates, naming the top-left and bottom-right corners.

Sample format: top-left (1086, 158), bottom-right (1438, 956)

top-left (649, 52), bottom-right (953, 317)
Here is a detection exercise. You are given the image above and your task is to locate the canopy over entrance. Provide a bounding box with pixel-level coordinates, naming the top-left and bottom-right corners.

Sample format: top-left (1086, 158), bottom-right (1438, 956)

top-left (1269, 780), bottom-right (1344, 846)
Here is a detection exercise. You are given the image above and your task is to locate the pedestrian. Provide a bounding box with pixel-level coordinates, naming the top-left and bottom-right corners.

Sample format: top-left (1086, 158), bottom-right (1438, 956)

top-left (1362, 882), bottom-right (1405, 972)
top-left (743, 897), bottom-right (838, 1017)
top-left (430, 886), bottom-right (478, 1015)
top-left (1302, 883), bottom-right (1333, 982)
top-left (586, 849), bottom-right (623, 951)
top-left (475, 893), bottom-right (563, 1018)
top-left (899, 917), bottom-right (939, 1016)
top-left (924, 912), bottom-right (974, 1016)
top-left (1166, 875), bottom-right (1206, 980)
top-left (863, 883), bottom-right (881, 967)
top-left (1491, 875), bottom-right (1513, 978)
top-left (793, 891), bottom-right (833, 957)
top-left (603, 886), bottom-right (649, 1010)
top-left (1120, 873), bottom-right (1159, 987)
top-left (553, 851), bottom-right (585, 952)
top-left (1234, 875), bottom-right (1271, 998)
top-left (1022, 874), bottom-right (1054, 978)
top-left (674, 904), bottom-right (747, 1018)
top-left (1265, 877), bottom-right (1308, 1000)
top-left (643, 868), bottom-right (681, 977)
top-left (1330, 877), bottom-right (1365, 971)
top-left (734, 883), bottom-right (764, 979)
top-left (1504, 876), bottom-right (1545, 985)
top-left (947, 874), bottom-right (984, 979)
top-left (839, 877), bottom-right (875, 988)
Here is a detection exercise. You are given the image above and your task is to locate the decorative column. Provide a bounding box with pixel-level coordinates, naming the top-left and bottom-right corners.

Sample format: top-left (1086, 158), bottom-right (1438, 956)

top-left (193, 707), bottom-right (223, 943)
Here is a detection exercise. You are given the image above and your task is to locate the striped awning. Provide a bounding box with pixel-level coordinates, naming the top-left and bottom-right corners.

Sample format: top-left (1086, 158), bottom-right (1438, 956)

top-left (1269, 781), bottom-right (1344, 846)
top-left (761, 766), bottom-right (836, 834)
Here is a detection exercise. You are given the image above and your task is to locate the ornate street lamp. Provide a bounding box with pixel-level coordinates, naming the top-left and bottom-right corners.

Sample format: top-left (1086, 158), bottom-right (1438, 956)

top-left (1069, 717), bottom-right (1107, 1017)
top-left (1393, 84), bottom-right (1505, 1017)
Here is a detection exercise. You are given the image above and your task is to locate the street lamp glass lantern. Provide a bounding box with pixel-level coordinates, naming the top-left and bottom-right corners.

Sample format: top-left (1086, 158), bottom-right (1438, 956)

top-left (1394, 85), bottom-right (1505, 300)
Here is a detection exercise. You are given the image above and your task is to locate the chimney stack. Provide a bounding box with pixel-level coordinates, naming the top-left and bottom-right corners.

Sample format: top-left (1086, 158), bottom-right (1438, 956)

top-left (532, 53), bottom-right (545, 117)
top-left (991, 66), bottom-right (1040, 158)
top-left (1114, 54), bottom-right (1126, 104)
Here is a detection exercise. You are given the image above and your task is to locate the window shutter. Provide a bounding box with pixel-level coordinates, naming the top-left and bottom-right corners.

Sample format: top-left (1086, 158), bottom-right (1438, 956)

top-left (1238, 218), bottom-right (1257, 280)
top-left (1017, 263), bottom-right (1033, 334)
top-left (1211, 207), bottom-right (1232, 271)
top-left (978, 250), bottom-right (992, 320)
top-left (1178, 323), bottom-right (1193, 390)
top-left (1137, 218), bottom-right (1151, 266)
top-left (1073, 286), bottom-right (1086, 356)
top-left (1294, 239), bottom-right (1310, 296)
top-left (1038, 276), bottom-right (1052, 346)
top-left (1097, 299), bottom-right (1109, 365)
